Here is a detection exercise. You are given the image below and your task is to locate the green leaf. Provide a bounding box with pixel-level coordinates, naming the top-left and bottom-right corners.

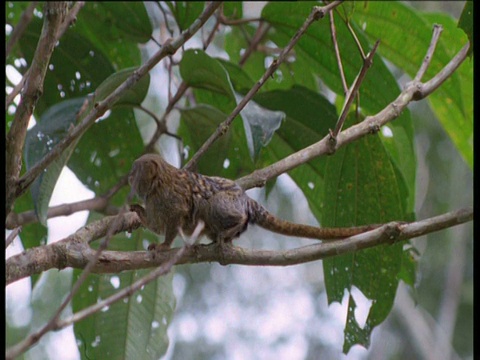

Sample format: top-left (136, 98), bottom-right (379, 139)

top-left (217, 59), bottom-right (255, 94)
top-left (261, 2), bottom-right (417, 204)
top-left (254, 86), bottom-right (338, 209)
top-left (236, 93), bottom-right (286, 161)
top-left (180, 49), bottom-right (236, 98)
top-left (262, 2), bottom-right (405, 114)
top-left (458, 1), bottom-right (473, 57)
top-left (73, 2), bottom-right (148, 69)
top-left (12, 190), bottom-right (48, 286)
top-left (24, 97), bottom-right (89, 225)
top-left (322, 115), bottom-right (406, 353)
top-left (167, 2), bottom-right (205, 31)
top-left (19, 18), bottom-right (115, 116)
top-left (73, 214), bottom-right (175, 360)
top-left (179, 105), bottom-right (233, 175)
top-left (420, 12), bottom-right (473, 169)
top-left (352, 2), bottom-right (472, 168)
top-left (181, 50), bottom-right (265, 162)
top-left (223, 2), bottom-right (243, 19)
top-left (68, 107), bottom-right (144, 195)
top-left (94, 67), bottom-right (151, 106)
top-left (67, 67), bottom-right (149, 195)
top-left (89, 2), bottom-right (152, 44)
top-left (178, 105), bottom-right (255, 179)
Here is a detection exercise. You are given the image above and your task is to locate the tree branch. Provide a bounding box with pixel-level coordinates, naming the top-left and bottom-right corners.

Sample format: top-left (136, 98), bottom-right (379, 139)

top-left (6, 207), bottom-right (472, 285)
top-left (6, 2), bottom-right (68, 216)
top-left (5, 195), bottom-right (117, 229)
top-left (236, 29), bottom-right (470, 190)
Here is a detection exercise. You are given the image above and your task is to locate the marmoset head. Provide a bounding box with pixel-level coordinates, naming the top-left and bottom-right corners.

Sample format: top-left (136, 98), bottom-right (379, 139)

top-left (129, 154), bottom-right (160, 198)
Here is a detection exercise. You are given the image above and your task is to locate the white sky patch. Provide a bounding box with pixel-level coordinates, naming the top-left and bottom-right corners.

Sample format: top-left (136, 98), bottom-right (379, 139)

top-left (47, 166), bottom-right (94, 243)
top-left (223, 158), bottom-right (230, 169)
top-left (110, 276), bottom-right (120, 289)
top-left (5, 238), bottom-right (33, 328)
top-left (381, 125), bottom-right (394, 138)
top-left (351, 286), bottom-right (373, 328)
top-left (176, 313), bottom-right (199, 342)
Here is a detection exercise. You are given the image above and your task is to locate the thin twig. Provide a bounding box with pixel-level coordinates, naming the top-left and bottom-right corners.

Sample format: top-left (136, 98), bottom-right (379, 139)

top-left (5, 1), bottom-right (39, 59)
top-left (203, 9), bottom-right (221, 50)
top-left (346, 20), bottom-right (366, 59)
top-left (57, 244), bottom-right (187, 329)
top-left (156, 2), bottom-right (175, 38)
top-left (56, 221), bottom-right (205, 330)
top-left (56, 1), bottom-right (85, 40)
top-left (185, 1), bottom-right (344, 171)
top-left (413, 42), bottom-right (470, 101)
top-left (238, 21), bottom-right (270, 66)
top-left (332, 39), bottom-right (380, 137)
top-left (5, 227), bottom-right (22, 249)
top-left (413, 24), bottom-right (443, 82)
top-left (5, 68), bottom-right (30, 110)
top-left (144, 81), bottom-right (188, 154)
top-left (329, 10), bottom-right (348, 94)
top-left (135, 103), bottom-right (182, 150)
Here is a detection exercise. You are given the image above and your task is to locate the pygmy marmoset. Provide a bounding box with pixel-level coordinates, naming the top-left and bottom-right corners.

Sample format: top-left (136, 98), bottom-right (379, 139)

top-left (128, 154), bottom-right (376, 250)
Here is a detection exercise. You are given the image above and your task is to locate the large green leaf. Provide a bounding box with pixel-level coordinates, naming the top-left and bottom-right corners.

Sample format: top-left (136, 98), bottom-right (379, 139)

top-left (73, 2), bottom-right (151, 69)
top-left (89, 2), bottom-right (152, 44)
top-left (93, 67), bottom-right (151, 106)
top-left (217, 59), bottom-right (255, 94)
top-left (254, 86), bottom-right (337, 211)
top-left (180, 49), bottom-right (236, 98)
top-left (181, 50), bottom-right (276, 164)
top-left (352, 2), bottom-right (472, 168)
top-left (19, 18), bottom-right (115, 117)
top-left (24, 67), bottom-right (150, 223)
top-left (322, 115), bottom-right (407, 353)
top-left (167, 2), bottom-right (205, 31)
top-left (68, 107), bottom-right (144, 196)
top-left (24, 97), bottom-right (89, 225)
top-left (261, 2), bottom-right (416, 211)
top-left (178, 105), bottom-right (255, 179)
top-left (17, 2), bottom-right (151, 117)
top-left (73, 213), bottom-right (175, 360)
top-left (458, 1), bottom-right (473, 57)
top-left (179, 105), bottom-right (233, 175)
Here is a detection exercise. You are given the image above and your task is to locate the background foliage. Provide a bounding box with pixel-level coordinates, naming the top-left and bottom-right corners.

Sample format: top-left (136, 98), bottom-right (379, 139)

top-left (6, 1), bottom-right (472, 359)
